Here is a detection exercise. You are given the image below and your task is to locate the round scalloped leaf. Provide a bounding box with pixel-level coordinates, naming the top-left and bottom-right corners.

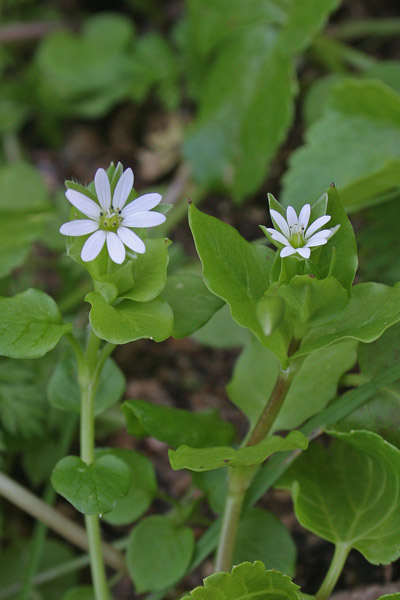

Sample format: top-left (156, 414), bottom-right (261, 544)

top-left (0, 289), bottom-right (71, 359)
top-left (51, 454), bottom-right (131, 515)
top-left (278, 430), bottom-right (400, 565)
top-left (181, 561), bottom-right (301, 599)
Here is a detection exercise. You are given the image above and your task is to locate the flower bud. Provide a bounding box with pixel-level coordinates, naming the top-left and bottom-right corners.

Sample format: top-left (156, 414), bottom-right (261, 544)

top-left (256, 295), bottom-right (285, 335)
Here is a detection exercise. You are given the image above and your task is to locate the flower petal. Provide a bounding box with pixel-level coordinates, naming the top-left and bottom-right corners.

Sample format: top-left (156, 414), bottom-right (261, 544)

top-left (298, 204), bottom-right (311, 230)
top-left (117, 226), bottom-right (146, 254)
top-left (66, 189), bottom-right (101, 220)
top-left (305, 232), bottom-right (330, 247)
top-left (286, 206), bottom-right (298, 229)
top-left (81, 230), bottom-right (106, 262)
top-left (121, 193), bottom-right (163, 217)
top-left (280, 246), bottom-right (297, 257)
top-left (94, 168), bottom-right (111, 212)
top-left (270, 210), bottom-right (290, 238)
top-left (267, 229), bottom-right (290, 246)
top-left (296, 247), bottom-right (311, 259)
top-left (106, 231), bottom-right (126, 264)
top-left (305, 215), bottom-right (331, 239)
top-left (60, 220), bottom-right (99, 236)
top-left (122, 211), bottom-right (166, 228)
top-left (113, 168), bottom-right (134, 211)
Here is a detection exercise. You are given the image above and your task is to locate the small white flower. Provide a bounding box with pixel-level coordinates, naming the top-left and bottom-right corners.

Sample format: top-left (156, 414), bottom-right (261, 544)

top-left (266, 204), bottom-right (339, 260)
top-left (60, 167), bottom-right (166, 264)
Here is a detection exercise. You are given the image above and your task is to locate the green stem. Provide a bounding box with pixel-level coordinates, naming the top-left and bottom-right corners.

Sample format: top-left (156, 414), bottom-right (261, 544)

top-left (215, 362), bottom-right (298, 572)
top-left (80, 327), bottom-right (111, 599)
top-left (315, 543), bottom-right (350, 600)
top-left (311, 35), bottom-right (376, 73)
top-left (333, 18), bottom-right (400, 40)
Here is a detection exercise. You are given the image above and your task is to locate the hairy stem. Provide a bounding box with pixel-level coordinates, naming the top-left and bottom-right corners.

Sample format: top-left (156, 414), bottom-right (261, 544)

top-left (215, 361), bottom-right (298, 572)
top-left (315, 543), bottom-right (350, 600)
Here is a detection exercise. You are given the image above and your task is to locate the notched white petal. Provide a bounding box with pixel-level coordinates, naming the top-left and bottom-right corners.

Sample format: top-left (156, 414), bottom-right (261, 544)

top-left (270, 210), bottom-right (290, 238)
top-left (60, 220), bottom-right (99, 236)
top-left (298, 204), bottom-right (311, 230)
top-left (113, 168), bottom-right (134, 211)
top-left (286, 206), bottom-right (298, 228)
top-left (94, 168), bottom-right (111, 212)
top-left (305, 215), bottom-right (331, 239)
top-left (66, 189), bottom-right (101, 220)
top-left (121, 193), bottom-right (162, 216)
top-left (269, 230), bottom-right (289, 246)
top-left (297, 247), bottom-right (311, 259)
top-left (117, 226), bottom-right (146, 254)
top-left (280, 246), bottom-right (297, 257)
top-left (81, 230), bottom-right (106, 262)
top-left (122, 211), bottom-right (166, 228)
top-left (106, 231), bottom-right (126, 264)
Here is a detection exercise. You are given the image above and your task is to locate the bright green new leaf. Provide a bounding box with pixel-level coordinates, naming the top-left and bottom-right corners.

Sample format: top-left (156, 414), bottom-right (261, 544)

top-left (122, 399), bottom-right (235, 448)
top-left (181, 561), bottom-right (301, 600)
top-left (235, 508), bottom-right (297, 576)
top-left (86, 291), bottom-right (173, 344)
top-left (169, 430), bottom-right (308, 472)
top-left (51, 454), bottom-right (131, 515)
top-left (188, 205), bottom-right (290, 361)
top-left (0, 289), bottom-right (71, 359)
top-left (48, 354), bottom-right (125, 415)
top-left (96, 448), bottom-right (156, 525)
top-left (282, 79), bottom-right (400, 212)
top-left (127, 515), bottom-right (194, 592)
top-left (162, 273), bottom-right (224, 338)
top-left (295, 282), bottom-right (400, 358)
top-left (121, 238), bottom-right (169, 302)
top-left (227, 336), bottom-right (357, 430)
top-left (278, 430), bottom-right (400, 564)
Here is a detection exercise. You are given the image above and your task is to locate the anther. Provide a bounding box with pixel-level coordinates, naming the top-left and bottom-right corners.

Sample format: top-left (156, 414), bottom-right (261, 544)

top-left (100, 212), bottom-right (103, 217)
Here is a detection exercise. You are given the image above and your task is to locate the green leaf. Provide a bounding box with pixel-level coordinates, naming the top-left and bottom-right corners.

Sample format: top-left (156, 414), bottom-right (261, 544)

top-left (127, 515), bottom-right (194, 592)
top-left (162, 273), bottom-right (224, 338)
top-left (378, 595), bottom-right (400, 600)
top-left (51, 454), bottom-right (131, 515)
top-left (278, 430), bottom-right (400, 564)
top-left (234, 508), bottom-right (297, 576)
top-left (184, 27), bottom-right (293, 200)
top-left (0, 289), bottom-right (71, 359)
top-left (122, 399), bottom-right (235, 448)
top-left (121, 238), bottom-right (169, 302)
top-left (192, 469), bottom-right (228, 514)
top-left (227, 336), bottom-right (357, 430)
top-left (86, 291), bottom-right (173, 344)
top-left (62, 587), bottom-right (95, 600)
top-left (181, 561), bottom-right (301, 600)
top-left (282, 79), bottom-right (400, 212)
top-left (188, 205), bottom-right (290, 361)
top-left (337, 322), bottom-right (400, 447)
top-left (169, 430), bottom-right (308, 472)
top-left (193, 305), bottom-right (249, 349)
top-left (295, 282), bottom-right (400, 358)
top-left (48, 354), bottom-right (125, 416)
top-left (96, 448), bottom-right (156, 525)
top-left (0, 162), bottom-right (52, 277)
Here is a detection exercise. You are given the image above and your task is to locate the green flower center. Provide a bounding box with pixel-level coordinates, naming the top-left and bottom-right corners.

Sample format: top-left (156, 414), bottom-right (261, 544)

top-left (100, 210), bottom-right (122, 232)
top-left (289, 229), bottom-right (305, 248)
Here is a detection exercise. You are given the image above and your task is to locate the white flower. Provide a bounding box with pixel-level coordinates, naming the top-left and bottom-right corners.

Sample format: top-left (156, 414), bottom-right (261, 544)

top-left (60, 167), bottom-right (166, 264)
top-left (266, 204), bottom-right (339, 260)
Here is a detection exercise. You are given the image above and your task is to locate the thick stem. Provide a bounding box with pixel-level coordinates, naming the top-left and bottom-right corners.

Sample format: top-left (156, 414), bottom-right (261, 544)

top-left (315, 543), bottom-right (350, 600)
top-left (215, 362), bottom-right (298, 572)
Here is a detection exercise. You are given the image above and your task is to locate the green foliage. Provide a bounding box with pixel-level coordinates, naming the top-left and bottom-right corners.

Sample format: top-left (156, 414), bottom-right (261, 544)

top-left (0, 162), bottom-right (52, 277)
top-left (48, 354), bottom-right (125, 415)
top-left (235, 508), bottom-right (297, 576)
top-left (193, 305), bottom-right (249, 349)
top-left (0, 289), bottom-right (71, 359)
top-left (227, 337), bottom-right (357, 430)
top-left (278, 431), bottom-right (400, 564)
top-left (162, 273), bottom-right (224, 337)
top-left (127, 515), bottom-right (194, 592)
top-left (181, 561), bottom-right (301, 599)
top-left (51, 454), bottom-right (131, 515)
top-left (169, 430), bottom-right (308, 472)
top-left (295, 282), bottom-right (400, 358)
top-left (62, 587), bottom-right (95, 600)
top-left (85, 291), bottom-right (173, 344)
top-left (282, 80), bottom-right (400, 212)
top-left (123, 399), bottom-right (235, 448)
top-left (96, 448), bottom-right (156, 525)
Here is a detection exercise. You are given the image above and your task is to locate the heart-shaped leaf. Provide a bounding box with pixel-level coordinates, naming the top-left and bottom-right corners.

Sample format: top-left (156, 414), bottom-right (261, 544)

top-left (169, 430), bottom-right (308, 472)
top-left (0, 289), bottom-right (71, 359)
top-left (51, 454), bottom-right (131, 515)
top-left (278, 430), bottom-right (400, 565)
